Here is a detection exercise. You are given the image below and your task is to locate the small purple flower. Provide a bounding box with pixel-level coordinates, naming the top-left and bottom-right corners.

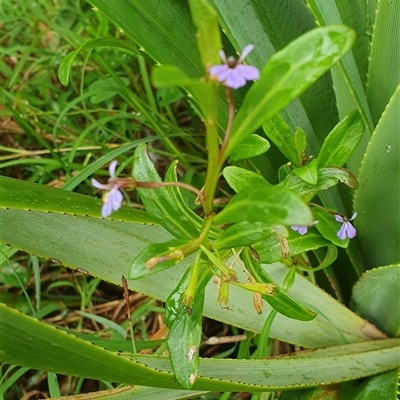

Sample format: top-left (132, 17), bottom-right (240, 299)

top-left (91, 160), bottom-right (123, 218)
top-left (209, 44), bottom-right (260, 89)
top-left (335, 212), bottom-right (357, 240)
top-left (291, 221), bottom-right (319, 235)
top-left (291, 225), bottom-right (308, 235)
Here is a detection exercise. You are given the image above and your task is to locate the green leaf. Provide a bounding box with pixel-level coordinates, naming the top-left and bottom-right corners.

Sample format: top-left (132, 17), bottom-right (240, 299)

top-left (0, 263), bottom-right (30, 287)
top-left (152, 65), bottom-right (217, 122)
top-left (318, 110), bottom-right (365, 167)
top-left (293, 159), bottom-right (319, 185)
top-left (157, 87), bottom-right (185, 107)
top-left (88, 77), bottom-right (130, 104)
top-left (277, 385), bottom-right (338, 400)
top-left (132, 144), bottom-right (200, 239)
top-left (58, 37), bottom-right (138, 85)
top-left (312, 208), bottom-right (350, 248)
top-left (226, 25), bottom-right (356, 155)
top-left (229, 134), bottom-right (270, 162)
top-left (351, 265), bottom-right (400, 337)
top-left (213, 221), bottom-right (273, 250)
top-left (294, 127), bottom-right (307, 165)
top-left (188, 0), bottom-right (221, 70)
top-left (279, 167), bottom-right (359, 197)
top-left (340, 369), bottom-right (399, 400)
top-left (241, 248), bottom-right (316, 321)
top-left (210, 0), bottom-right (339, 151)
top-left (129, 239), bottom-right (189, 280)
top-left (367, 0), bottom-right (400, 125)
top-left (164, 161), bottom-right (221, 240)
top-left (166, 263), bottom-right (212, 389)
top-left (3, 303), bottom-right (399, 390)
top-left (54, 386), bottom-right (208, 400)
top-left (0, 180), bottom-right (375, 347)
top-left (152, 65), bottom-right (201, 88)
top-left (214, 186), bottom-right (313, 226)
top-left (0, 175), bottom-right (153, 224)
top-left (305, 0), bottom-right (374, 133)
top-left (254, 232), bottom-right (331, 265)
top-left (353, 86), bottom-right (400, 268)
top-left (263, 114), bottom-right (298, 166)
top-left (223, 166), bottom-right (270, 193)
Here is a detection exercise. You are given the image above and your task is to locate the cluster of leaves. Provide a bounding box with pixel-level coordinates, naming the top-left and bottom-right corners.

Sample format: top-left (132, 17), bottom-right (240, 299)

top-left (1, 0), bottom-right (399, 399)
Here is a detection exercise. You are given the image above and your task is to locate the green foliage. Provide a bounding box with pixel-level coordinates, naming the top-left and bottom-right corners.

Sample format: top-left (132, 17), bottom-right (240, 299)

top-left (226, 25), bottom-right (356, 156)
top-left (2, 0), bottom-right (399, 398)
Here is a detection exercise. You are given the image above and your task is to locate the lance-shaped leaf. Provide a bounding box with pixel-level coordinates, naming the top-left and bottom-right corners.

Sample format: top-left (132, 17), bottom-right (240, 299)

top-left (294, 128), bottom-right (308, 165)
top-left (318, 109), bottom-right (365, 167)
top-left (188, 0), bottom-right (221, 70)
top-left (165, 263), bottom-right (212, 389)
top-left (293, 159), bottom-right (319, 185)
top-left (214, 185), bottom-right (313, 226)
top-left (225, 25), bottom-right (356, 156)
top-left (254, 232), bottom-right (331, 264)
top-left (263, 114), bottom-right (299, 166)
top-left (4, 303), bottom-right (398, 391)
top-left (278, 167), bottom-right (359, 197)
top-left (165, 161), bottom-right (221, 240)
top-left (351, 265), bottom-right (400, 338)
top-left (58, 37), bottom-right (139, 86)
top-left (213, 221), bottom-right (275, 250)
top-left (278, 368), bottom-right (399, 400)
top-left (353, 86), bottom-right (400, 268)
top-left (229, 134), bottom-right (270, 162)
top-left (1, 177), bottom-right (375, 347)
top-left (223, 166), bottom-right (270, 193)
top-left (241, 248), bottom-right (316, 321)
top-left (132, 144), bottom-right (199, 239)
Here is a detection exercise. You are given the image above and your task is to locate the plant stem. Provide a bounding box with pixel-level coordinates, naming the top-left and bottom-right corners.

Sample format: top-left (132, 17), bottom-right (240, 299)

top-left (136, 180), bottom-right (204, 201)
top-left (219, 87), bottom-right (235, 161)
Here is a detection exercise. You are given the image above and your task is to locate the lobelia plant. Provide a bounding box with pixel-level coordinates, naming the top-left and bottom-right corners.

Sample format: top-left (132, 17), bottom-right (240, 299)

top-left (1, 0), bottom-right (399, 399)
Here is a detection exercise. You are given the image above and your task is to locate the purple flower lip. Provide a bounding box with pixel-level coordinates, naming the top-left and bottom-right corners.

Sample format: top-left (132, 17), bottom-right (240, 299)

top-left (91, 160), bottom-right (124, 218)
top-left (291, 220), bottom-right (319, 235)
top-left (335, 212), bottom-right (357, 240)
top-left (209, 45), bottom-right (260, 89)
top-left (291, 225), bottom-right (308, 235)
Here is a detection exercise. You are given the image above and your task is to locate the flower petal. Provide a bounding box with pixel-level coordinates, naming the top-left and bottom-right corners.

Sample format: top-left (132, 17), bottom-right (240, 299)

top-left (109, 160), bottom-right (118, 178)
top-left (110, 188), bottom-right (123, 211)
top-left (238, 44), bottom-right (254, 62)
top-left (91, 178), bottom-right (110, 190)
top-left (298, 226), bottom-right (308, 235)
top-left (101, 201), bottom-right (113, 218)
top-left (337, 223), bottom-right (347, 240)
top-left (235, 64), bottom-right (260, 80)
top-left (350, 212), bottom-right (357, 221)
top-left (225, 70), bottom-right (246, 89)
top-left (346, 222), bottom-right (357, 239)
top-left (291, 226), bottom-right (308, 235)
top-left (334, 215), bottom-right (344, 223)
top-left (219, 49), bottom-right (227, 63)
top-left (209, 65), bottom-right (230, 81)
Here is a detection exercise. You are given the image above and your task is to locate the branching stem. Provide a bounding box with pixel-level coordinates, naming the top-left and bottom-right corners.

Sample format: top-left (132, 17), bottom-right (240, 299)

top-left (136, 181), bottom-right (204, 202)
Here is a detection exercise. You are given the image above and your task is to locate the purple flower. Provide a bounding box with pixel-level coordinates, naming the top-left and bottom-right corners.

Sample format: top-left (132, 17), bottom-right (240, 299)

top-left (335, 212), bottom-right (357, 240)
top-left (291, 225), bottom-right (308, 235)
top-left (209, 44), bottom-right (260, 89)
top-left (91, 160), bottom-right (124, 218)
top-left (291, 221), bottom-right (319, 235)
